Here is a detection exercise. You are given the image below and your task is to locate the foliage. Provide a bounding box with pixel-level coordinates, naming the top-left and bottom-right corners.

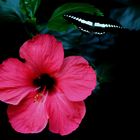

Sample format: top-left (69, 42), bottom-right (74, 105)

top-left (47, 3), bottom-right (103, 32)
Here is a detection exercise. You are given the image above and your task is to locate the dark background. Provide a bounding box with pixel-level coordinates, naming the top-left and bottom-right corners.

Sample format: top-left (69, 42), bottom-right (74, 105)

top-left (0, 0), bottom-right (139, 139)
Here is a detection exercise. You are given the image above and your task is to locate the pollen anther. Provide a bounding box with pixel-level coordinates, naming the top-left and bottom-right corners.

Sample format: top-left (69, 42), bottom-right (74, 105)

top-left (34, 93), bottom-right (44, 102)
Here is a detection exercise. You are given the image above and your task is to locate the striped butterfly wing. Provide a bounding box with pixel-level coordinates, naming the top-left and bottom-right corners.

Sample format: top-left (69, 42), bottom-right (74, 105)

top-left (64, 12), bottom-right (93, 33)
top-left (63, 12), bottom-right (126, 35)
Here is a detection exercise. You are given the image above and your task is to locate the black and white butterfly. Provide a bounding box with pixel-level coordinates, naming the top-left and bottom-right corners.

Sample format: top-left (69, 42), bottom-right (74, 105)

top-left (63, 12), bottom-right (127, 35)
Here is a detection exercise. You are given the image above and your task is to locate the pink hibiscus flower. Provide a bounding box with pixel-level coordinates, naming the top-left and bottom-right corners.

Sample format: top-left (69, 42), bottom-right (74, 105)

top-left (0, 34), bottom-right (96, 135)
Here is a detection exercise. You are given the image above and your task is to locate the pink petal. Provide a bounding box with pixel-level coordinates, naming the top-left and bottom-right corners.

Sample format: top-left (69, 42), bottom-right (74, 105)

top-left (19, 34), bottom-right (64, 74)
top-left (56, 56), bottom-right (96, 101)
top-left (47, 92), bottom-right (86, 135)
top-left (7, 92), bottom-right (48, 134)
top-left (0, 58), bottom-right (34, 105)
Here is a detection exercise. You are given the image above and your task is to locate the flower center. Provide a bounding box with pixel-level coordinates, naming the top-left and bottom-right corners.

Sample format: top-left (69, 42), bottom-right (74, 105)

top-left (33, 74), bottom-right (56, 92)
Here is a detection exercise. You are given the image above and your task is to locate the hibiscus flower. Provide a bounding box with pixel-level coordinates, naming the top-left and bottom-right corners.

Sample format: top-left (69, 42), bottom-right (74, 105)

top-left (0, 34), bottom-right (96, 135)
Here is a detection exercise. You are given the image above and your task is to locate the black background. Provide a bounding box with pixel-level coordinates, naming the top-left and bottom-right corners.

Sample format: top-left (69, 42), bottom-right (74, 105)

top-left (0, 0), bottom-right (139, 139)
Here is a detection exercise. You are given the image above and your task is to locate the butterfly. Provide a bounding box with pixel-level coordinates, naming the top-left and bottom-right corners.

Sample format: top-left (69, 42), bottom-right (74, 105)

top-left (63, 12), bottom-right (127, 35)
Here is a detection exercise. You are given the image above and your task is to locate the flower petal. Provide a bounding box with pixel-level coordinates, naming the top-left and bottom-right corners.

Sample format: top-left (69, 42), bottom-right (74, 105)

top-left (56, 56), bottom-right (96, 101)
top-left (47, 92), bottom-right (86, 135)
top-left (7, 92), bottom-right (48, 134)
top-left (20, 34), bottom-right (64, 74)
top-left (0, 58), bottom-right (34, 105)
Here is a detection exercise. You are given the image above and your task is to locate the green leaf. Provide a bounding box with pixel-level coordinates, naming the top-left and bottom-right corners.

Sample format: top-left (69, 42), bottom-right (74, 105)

top-left (20, 0), bottom-right (41, 23)
top-left (47, 3), bottom-right (104, 32)
top-left (0, 0), bottom-right (24, 23)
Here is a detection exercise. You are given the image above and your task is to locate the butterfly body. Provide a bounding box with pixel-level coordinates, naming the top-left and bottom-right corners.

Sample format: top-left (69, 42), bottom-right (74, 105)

top-left (63, 12), bottom-right (127, 35)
